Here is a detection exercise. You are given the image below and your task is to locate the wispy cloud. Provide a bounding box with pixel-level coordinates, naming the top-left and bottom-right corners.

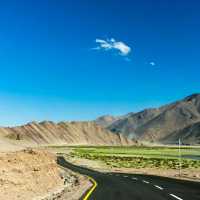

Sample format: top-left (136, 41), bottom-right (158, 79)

top-left (93, 38), bottom-right (131, 56)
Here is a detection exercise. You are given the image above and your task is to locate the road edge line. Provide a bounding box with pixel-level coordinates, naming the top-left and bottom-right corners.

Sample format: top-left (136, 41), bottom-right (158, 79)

top-left (83, 176), bottom-right (97, 200)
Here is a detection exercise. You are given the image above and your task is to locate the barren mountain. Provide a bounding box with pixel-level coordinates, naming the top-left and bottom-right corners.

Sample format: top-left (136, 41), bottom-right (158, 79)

top-left (108, 109), bottom-right (163, 138)
top-left (0, 121), bottom-right (135, 147)
top-left (95, 115), bottom-right (121, 127)
top-left (107, 94), bottom-right (200, 144)
top-left (162, 121), bottom-right (200, 145)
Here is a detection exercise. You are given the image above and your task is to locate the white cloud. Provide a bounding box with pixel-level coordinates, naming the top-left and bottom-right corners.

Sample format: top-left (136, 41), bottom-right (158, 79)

top-left (149, 62), bottom-right (156, 66)
top-left (94, 38), bottom-right (131, 56)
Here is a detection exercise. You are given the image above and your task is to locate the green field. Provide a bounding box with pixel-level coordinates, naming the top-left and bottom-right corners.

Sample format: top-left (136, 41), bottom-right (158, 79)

top-left (67, 146), bottom-right (200, 169)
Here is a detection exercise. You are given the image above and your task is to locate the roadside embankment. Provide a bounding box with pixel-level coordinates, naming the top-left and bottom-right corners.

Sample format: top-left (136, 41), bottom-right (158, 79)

top-left (0, 149), bottom-right (90, 200)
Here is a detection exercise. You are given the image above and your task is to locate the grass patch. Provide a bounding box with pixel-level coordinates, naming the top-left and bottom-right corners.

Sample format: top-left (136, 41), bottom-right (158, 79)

top-left (69, 146), bottom-right (200, 169)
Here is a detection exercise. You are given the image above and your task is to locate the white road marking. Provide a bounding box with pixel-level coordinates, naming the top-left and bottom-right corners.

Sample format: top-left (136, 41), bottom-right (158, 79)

top-left (132, 177), bottom-right (138, 180)
top-left (142, 180), bottom-right (149, 184)
top-left (169, 194), bottom-right (183, 200)
top-left (124, 175), bottom-right (128, 178)
top-left (154, 185), bottom-right (163, 190)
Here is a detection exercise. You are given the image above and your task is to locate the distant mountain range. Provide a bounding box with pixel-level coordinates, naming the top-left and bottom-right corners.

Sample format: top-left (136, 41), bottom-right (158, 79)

top-left (0, 93), bottom-right (200, 147)
top-left (0, 121), bottom-right (135, 147)
top-left (95, 94), bottom-right (200, 145)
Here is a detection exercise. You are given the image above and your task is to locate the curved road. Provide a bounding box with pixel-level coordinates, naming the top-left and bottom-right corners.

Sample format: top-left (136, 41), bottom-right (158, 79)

top-left (57, 156), bottom-right (200, 200)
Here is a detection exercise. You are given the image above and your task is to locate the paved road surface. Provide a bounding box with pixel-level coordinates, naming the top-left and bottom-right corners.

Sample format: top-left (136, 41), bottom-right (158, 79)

top-left (57, 156), bottom-right (200, 200)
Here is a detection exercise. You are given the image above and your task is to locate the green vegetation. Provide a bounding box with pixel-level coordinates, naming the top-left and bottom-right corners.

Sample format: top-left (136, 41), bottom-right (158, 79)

top-left (69, 146), bottom-right (200, 169)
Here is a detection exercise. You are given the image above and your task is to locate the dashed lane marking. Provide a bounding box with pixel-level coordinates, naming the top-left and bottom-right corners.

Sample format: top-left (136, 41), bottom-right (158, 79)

top-left (142, 180), bottom-right (150, 184)
top-left (132, 177), bottom-right (138, 180)
top-left (169, 194), bottom-right (183, 200)
top-left (154, 185), bottom-right (163, 190)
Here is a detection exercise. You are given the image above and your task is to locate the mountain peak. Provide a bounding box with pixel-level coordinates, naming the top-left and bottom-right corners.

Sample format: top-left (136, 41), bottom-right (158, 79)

top-left (184, 93), bottom-right (200, 102)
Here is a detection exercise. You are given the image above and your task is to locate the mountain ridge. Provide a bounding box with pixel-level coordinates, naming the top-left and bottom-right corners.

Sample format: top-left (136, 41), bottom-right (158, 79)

top-left (102, 93), bottom-right (200, 144)
top-left (0, 121), bottom-right (135, 147)
top-left (1, 93), bottom-right (200, 146)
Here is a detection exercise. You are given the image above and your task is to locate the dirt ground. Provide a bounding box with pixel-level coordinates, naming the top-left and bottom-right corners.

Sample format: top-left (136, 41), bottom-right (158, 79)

top-left (0, 149), bottom-right (91, 200)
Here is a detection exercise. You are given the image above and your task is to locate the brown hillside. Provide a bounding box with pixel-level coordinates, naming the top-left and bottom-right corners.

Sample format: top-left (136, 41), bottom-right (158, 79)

top-left (107, 94), bottom-right (200, 144)
top-left (0, 121), bottom-right (135, 146)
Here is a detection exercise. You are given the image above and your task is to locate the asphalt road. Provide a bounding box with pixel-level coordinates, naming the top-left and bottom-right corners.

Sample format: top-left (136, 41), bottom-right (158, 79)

top-left (57, 156), bottom-right (200, 200)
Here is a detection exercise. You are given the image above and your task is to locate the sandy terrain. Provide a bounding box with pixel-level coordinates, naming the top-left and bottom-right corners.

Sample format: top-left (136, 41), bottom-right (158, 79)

top-left (0, 137), bottom-right (26, 152)
top-left (110, 167), bottom-right (200, 182)
top-left (0, 149), bottom-right (91, 200)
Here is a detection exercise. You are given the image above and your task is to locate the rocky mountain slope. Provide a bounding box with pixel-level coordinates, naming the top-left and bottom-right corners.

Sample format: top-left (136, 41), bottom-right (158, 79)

top-left (162, 121), bottom-right (200, 144)
top-left (0, 121), bottom-right (135, 146)
top-left (95, 115), bottom-right (121, 127)
top-left (108, 109), bottom-right (163, 138)
top-left (106, 94), bottom-right (200, 144)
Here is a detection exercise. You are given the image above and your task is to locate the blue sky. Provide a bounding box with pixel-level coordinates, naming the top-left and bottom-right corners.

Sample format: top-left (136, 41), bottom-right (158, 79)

top-left (0, 0), bottom-right (200, 126)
